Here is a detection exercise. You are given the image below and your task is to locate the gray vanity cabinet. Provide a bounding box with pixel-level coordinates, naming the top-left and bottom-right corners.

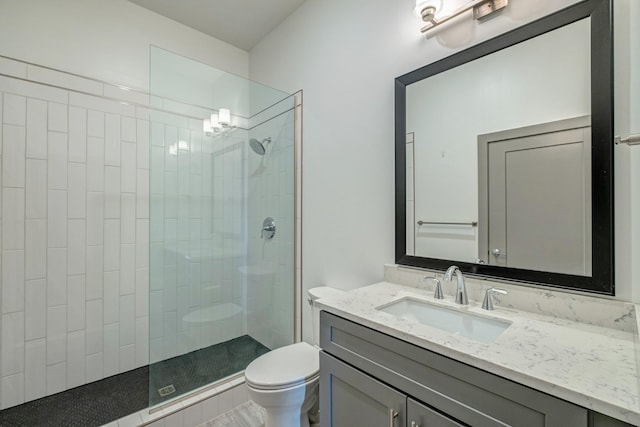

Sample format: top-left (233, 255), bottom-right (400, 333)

top-left (319, 311), bottom-right (593, 427)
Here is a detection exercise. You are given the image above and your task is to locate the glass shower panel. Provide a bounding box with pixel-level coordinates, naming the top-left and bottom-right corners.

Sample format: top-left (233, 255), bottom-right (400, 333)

top-left (246, 96), bottom-right (296, 351)
top-left (148, 47), bottom-right (295, 407)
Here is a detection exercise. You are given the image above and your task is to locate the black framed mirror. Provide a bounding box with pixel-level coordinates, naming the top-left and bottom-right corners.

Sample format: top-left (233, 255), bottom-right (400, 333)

top-left (395, 0), bottom-right (613, 294)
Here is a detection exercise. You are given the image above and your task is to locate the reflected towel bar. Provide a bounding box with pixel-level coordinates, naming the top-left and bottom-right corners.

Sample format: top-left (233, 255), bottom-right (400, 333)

top-left (615, 134), bottom-right (640, 146)
top-left (417, 221), bottom-right (478, 227)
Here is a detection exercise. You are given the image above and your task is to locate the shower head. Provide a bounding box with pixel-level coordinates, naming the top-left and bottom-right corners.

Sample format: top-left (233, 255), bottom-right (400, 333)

top-left (249, 137), bottom-right (271, 155)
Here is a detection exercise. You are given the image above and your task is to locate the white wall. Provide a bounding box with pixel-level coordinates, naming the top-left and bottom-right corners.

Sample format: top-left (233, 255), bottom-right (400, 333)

top-left (0, 0), bottom-right (249, 90)
top-left (249, 0), bottom-right (640, 341)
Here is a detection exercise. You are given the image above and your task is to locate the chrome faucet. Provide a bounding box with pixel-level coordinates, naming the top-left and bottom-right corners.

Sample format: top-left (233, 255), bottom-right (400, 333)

top-left (443, 266), bottom-right (468, 305)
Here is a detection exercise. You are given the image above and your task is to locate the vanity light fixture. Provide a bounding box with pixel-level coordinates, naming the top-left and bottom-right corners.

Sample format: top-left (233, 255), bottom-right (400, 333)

top-left (415, 0), bottom-right (508, 33)
top-left (203, 108), bottom-right (235, 136)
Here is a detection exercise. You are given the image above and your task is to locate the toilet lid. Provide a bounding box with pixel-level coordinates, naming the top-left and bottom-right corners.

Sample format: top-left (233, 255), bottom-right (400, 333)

top-left (245, 342), bottom-right (319, 389)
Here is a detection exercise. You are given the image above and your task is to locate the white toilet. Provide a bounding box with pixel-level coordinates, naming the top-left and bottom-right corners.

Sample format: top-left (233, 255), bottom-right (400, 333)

top-left (244, 286), bottom-right (343, 427)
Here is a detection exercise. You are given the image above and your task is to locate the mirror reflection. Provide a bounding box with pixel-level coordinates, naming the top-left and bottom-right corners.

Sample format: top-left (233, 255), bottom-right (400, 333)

top-left (405, 18), bottom-right (591, 276)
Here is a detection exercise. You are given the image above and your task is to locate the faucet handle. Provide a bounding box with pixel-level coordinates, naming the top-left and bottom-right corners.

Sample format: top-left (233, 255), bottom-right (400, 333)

top-left (422, 275), bottom-right (443, 299)
top-left (482, 287), bottom-right (507, 311)
top-left (433, 279), bottom-right (444, 299)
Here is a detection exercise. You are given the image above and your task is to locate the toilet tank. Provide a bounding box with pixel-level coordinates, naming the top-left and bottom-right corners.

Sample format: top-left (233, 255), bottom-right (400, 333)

top-left (308, 286), bottom-right (345, 346)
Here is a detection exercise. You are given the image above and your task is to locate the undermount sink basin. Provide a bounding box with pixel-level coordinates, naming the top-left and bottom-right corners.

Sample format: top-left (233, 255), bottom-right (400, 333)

top-left (377, 298), bottom-right (511, 343)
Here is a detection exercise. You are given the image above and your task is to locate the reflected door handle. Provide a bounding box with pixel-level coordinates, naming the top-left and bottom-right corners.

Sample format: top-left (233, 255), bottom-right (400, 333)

top-left (388, 408), bottom-right (399, 427)
top-left (492, 248), bottom-right (506, 257)
top-left (411, 421), bottom-right (420, 427)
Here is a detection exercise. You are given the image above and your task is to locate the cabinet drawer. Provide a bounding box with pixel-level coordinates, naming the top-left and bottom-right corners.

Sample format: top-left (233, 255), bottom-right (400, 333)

top-left (408, 398), bottom-right (466, 427)
top-left (321, 311), bottom-right (587, 427)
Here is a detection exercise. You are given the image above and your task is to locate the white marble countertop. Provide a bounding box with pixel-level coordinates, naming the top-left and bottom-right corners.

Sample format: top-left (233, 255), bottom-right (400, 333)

top-left (316, 279), bottom-right (640, 425)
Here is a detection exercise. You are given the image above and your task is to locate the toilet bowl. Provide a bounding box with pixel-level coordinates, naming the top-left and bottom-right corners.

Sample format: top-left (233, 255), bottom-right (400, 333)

top-left (244, 286), bottom-right (344, 427)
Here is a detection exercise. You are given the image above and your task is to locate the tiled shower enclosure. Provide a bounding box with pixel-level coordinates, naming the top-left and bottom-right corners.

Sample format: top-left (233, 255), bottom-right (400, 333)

top-left (0, 48), bottom-right (299, 417)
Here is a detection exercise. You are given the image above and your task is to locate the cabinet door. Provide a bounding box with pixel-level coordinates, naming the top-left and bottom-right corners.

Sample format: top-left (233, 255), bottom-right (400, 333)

top-left (407, 398), bottom-right (466, 427)
top-left (320, 351), bottom-right (405, 427)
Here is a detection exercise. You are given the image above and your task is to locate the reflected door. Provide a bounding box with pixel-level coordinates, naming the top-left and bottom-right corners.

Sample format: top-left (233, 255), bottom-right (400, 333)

top-left (484, 124), bottom-right (591, 275)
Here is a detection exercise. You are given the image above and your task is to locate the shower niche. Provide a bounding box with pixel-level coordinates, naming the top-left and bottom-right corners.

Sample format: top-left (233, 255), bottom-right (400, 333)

top-left (148, 47), bottom-right (299, 407)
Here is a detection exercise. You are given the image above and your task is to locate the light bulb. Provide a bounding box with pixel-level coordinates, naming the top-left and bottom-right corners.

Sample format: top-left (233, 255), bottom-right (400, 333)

top-left (218, 108), bottom-right (231, 126)
top-left (210, 113), bottom-right (221, 131)
top-left (203, 118), bottom-right (211, 133)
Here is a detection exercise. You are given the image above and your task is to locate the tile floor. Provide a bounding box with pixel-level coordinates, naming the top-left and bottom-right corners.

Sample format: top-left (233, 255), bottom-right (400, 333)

top-left (198, 400), bottom-right (264, 427)
top-left (0, 336), bottom-right (269, 426)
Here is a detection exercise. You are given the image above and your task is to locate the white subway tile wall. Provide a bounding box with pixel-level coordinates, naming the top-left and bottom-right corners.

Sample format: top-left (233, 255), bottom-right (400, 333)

top-left (26, 98), bottom-right (48, 160)
top-left (24, 338), bottom-right (46, 402)
top-left (0, 54), bottom-right (297, 417)
top-left (0, 57), bottom-right (155, 409)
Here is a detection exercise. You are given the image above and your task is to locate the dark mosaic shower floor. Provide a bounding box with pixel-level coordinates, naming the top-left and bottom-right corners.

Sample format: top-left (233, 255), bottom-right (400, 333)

top-left (0, 335), bottom-right (269, 427)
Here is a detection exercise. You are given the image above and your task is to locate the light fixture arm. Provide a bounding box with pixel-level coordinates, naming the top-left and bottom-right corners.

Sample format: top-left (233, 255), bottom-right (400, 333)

top-left (419, 0), bottom-right (508, 33)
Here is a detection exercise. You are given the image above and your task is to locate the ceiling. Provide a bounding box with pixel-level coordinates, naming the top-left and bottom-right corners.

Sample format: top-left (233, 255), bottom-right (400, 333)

top-left (129, 0), bottom-right (307, 51)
